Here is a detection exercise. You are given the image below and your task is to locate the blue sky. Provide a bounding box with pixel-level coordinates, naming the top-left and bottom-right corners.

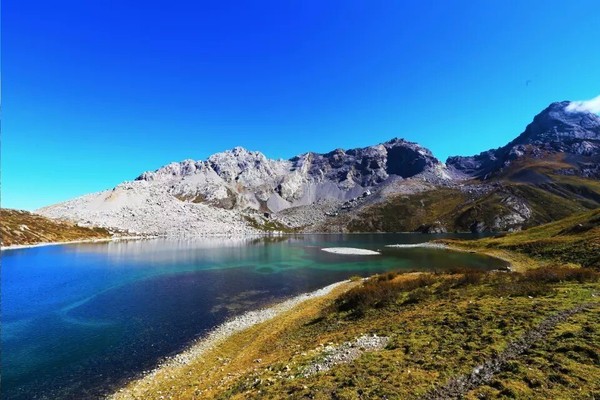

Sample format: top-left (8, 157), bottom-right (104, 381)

top-left (3, 0), bottom-right (600, 210)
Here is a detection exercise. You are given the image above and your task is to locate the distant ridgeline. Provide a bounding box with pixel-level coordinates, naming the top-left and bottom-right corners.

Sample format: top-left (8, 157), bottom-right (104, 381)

top-left (26, 100), bottom-right (600, 236)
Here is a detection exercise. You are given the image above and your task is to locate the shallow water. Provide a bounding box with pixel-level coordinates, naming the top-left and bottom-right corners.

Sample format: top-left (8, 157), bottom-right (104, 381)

top-left (1, 233), bottom-right (506, 399)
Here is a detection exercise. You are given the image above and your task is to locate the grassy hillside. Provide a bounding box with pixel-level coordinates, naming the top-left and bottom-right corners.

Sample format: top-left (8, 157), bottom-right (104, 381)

top-left (113, 269), bottom-right (599, 400)
top-left (343, 173), bottom-right (600, 233)
top-left (0, 208), bottom-right (111, 247)
top-left (447, 208), bottom-right (600, 269)
top-left (346, 188), bottom-right (470, 232)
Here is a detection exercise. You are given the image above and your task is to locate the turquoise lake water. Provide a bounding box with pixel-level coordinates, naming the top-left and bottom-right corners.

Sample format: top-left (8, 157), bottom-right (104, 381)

top-left (1, 234), bottom-right (506, 399)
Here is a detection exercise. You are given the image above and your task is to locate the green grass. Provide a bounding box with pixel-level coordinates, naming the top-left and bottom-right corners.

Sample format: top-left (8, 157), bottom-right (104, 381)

top-left (343, 165), bottom-right (600, 234)
top-left (346, 188), bottom-right (470, 232)
top-left (214, 270), bottom-right (599, 399)
top-left (468, 310), bottom-right (600, 399)
top-left (450, 208), bottom-right (600, 269)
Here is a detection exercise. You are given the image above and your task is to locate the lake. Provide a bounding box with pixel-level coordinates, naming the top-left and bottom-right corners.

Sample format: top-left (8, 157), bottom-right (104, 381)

top-left (1, 234), bottom-right (506, 399)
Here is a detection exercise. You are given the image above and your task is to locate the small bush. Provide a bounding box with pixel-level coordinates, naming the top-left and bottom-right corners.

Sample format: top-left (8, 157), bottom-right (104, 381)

top-left (336, 281), bottom-right (397, 314)
top-left (335, 273), bottom-right (438, 315)
top-left (522, 266), bottom-right (599, 283)
top-left (375, 271), bottom-right (399, 282)
top-left (403, 287), bottom-right (432, 305)
top-left (455, 270), bottom-right (485, 286)
top-left (494, 280), bottom-right (552, 298)
top-left (394, 274), bottom-right (437, 291)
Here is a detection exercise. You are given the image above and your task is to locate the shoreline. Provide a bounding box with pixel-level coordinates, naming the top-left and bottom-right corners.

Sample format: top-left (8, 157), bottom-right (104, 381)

top-left (0, 233), bottom-right (485, 252)
top-left (386, 241), bottom-right (515, 271)
top-left (108, 279), bottom-right (352, 399)
top-left (0, 235), bottom-right (158, 251)
top-left (106, 244), bottom-right (516, 398)
top-left (384, 242), bottom-right (449, 249)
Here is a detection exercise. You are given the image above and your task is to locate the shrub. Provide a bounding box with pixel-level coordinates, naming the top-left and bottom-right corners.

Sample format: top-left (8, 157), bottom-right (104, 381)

top-left (375, 271), bottom-right (399, 282)
top-left (403, 287), bottom-right (432, 305)
top-left (494, 280), bottom-right (552, 298)
top-left (336, 280), bottom-right (396, 314)
top-left (455, 270), bottom-right (485, 287)
top-left (335, 273), bottom-right (438, 315)
top-left (394, 274), bottom-right (437, 291)
top-left (522, 266), bottom-right (599, 284)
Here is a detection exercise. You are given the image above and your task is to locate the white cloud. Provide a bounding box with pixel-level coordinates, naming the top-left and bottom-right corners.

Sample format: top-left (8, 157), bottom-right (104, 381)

top-left (566, 94), bottom-right (600, 114)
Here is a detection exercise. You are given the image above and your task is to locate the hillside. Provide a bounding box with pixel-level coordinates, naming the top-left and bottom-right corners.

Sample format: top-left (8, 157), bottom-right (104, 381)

top-left (447, 208), bottom-right (600, 269)
top-left (0, 209), bottom-right (111, 247)
top-left (111, 210), bottom-right (600, 399)
top-left (334, 172), bottom-right (600, 234)
top-left (320, 101), bottom-right (600, 234)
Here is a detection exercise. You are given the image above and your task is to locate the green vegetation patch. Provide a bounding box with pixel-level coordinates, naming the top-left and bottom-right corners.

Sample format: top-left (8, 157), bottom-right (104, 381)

top-left (454, 209), bottom-right (600, 269)
top-left (346, 188), bottom-right (469, 232)
top-left (243, 215), bottom-right (298, 233)
top-left (214, 268), bottom-right (599, 399)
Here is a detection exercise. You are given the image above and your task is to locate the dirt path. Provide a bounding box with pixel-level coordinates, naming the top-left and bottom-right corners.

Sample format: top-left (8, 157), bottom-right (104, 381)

top-left (422, 302), bottom-right (596, 400)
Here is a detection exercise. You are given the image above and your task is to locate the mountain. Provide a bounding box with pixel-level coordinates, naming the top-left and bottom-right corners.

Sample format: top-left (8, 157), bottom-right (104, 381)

top-left (38, 139), bottom-right (449, 235)
top-left (135, 138), bottom-right (447, 213)
top-left (37, 101), bottom-right (600, 235)
top-left (339, 102), bottom-right (600, 234)
top-left (447, 101), bottom-right (600, 179)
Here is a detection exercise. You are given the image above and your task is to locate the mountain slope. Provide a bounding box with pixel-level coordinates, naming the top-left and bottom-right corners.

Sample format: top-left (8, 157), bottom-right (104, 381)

top-left (0, 209), bottom-right (111, 247)
top-left (447, 101), bottom-right (600, 179)
top-left (452, 208), bottom-right (600, 269)
top-left (37, 139), bottom-right (450, 235)
top-left (334, 175), bottom-right (600, 234)
top-left (321, 102), bottom-right (600, 233)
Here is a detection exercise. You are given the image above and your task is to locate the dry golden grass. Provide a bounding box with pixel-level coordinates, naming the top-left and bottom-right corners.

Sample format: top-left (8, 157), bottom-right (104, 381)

top-left (0, 208), bottom-right (111, 247)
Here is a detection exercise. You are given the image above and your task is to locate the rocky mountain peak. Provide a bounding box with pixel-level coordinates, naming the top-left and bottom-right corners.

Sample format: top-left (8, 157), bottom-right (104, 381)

top-left (446, 100), bottom-right (600, 179)
top-left (514, 101), bottom-right (600, 145)
top-left (130, 137), bottom-right (448, 214)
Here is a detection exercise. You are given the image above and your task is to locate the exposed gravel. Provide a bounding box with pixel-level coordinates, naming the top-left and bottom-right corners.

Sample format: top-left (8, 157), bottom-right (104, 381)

top-left (303, 334), bottom-right (390, 376)
top-left (38, 181), bottom-right (261, 236)
top-left (421, 302), bottom-right (595, 400)
top-left (274, 200), bottom-right (341, 229)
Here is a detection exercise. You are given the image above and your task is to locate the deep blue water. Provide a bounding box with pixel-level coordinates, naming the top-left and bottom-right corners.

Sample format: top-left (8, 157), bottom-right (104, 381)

top-left (1, 234), bottom-right (506, 399)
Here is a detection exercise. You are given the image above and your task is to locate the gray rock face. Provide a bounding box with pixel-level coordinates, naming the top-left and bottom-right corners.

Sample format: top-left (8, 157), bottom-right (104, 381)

top-left (38, 138), bottom-right (449, 235)
top-left (447, 101), bottom-right (600, 179)
top-left (135, 138), bottom-right (446, 213)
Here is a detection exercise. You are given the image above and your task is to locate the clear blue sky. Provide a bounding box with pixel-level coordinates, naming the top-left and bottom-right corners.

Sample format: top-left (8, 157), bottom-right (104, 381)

top-left (3, 0), bottom-right (600, 210)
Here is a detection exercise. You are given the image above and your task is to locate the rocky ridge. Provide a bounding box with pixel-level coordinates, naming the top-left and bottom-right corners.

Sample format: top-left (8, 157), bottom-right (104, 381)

top-left (38, 139), bottom-right (450, 235)
top-left (447, 101), bottom-right (600, 179)
top-left (37, 101), bottom-right (600, 235)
